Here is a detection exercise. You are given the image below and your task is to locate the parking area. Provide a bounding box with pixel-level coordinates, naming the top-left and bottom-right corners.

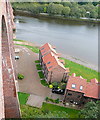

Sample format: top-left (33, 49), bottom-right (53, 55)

top-left (15, 45), bottom-right (50, 97)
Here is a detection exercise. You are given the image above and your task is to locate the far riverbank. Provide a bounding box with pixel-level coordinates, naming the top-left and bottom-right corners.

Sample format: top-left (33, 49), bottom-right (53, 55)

top-left (14, 10), bottom-right (100, 25)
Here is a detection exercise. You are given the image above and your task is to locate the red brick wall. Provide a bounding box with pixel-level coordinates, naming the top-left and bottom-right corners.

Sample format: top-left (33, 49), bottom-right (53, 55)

top-left (1, 1), bottom-right (20, 118)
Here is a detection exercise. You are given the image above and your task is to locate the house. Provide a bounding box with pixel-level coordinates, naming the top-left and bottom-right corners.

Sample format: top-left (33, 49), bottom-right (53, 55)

top-left (63, 73), bottom-right (100, 105)
top-left (39, 43), bottom-right (70, 83)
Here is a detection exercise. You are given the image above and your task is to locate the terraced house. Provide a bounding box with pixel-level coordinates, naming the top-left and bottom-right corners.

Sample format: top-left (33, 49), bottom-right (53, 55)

top-left (39, 43), bottom-right (70, 83)
top-left (63, 73), bottom-right (100, 105)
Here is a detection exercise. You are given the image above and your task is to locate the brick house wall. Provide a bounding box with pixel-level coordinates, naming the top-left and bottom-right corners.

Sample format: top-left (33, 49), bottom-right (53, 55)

top-left (47, 66), bottom-right (69, 83)
top-left (63, 90), bottom-right (84, 105)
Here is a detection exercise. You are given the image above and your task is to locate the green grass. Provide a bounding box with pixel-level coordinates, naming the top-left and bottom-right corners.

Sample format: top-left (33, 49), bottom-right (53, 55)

top-left (18, 92), bottom-right (30, 105)
top-left (38, 71), bottom-right (45, 79)
top-left (35, 60), bottom-right (40, 63)
top-left (36, 64), bottom-right (42, 70)
top-left (40, 80), bottom-right (49, 86)
top-left (15, 44), bottom-right (39, 53)
top-left (42, 102), bottom-right (80, 118)
top-left (20, 102), bottom-right (80, 118)
top-left (14, 39), bottom-right (25, 42)
top-left (60, 57), bottom-right (99, 82)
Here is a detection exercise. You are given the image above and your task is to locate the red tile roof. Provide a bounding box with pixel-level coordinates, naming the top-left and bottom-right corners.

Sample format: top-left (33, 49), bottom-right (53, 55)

top-left (40, 43), bottom-right (69, 72)
top-left (66, 73), bottom-right (99, 99)
top-left (40, 43), bottom-right (58, 56)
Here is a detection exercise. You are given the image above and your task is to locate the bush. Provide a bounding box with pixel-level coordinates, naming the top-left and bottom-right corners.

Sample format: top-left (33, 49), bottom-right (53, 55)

top-left (18, 73), bottom-right (24, 80)
top-left (55, 98), bottom-right (60, 104)
top-left (45, 97), bottom-right (49, 102)
top-left (52, 82), bottom-right (59, 88)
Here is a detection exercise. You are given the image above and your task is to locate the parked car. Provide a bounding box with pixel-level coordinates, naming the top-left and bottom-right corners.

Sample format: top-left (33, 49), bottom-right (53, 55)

top-left (52, 88), bottom-right (65, 95)
top-left (15, 56), bottom-right (20, 60)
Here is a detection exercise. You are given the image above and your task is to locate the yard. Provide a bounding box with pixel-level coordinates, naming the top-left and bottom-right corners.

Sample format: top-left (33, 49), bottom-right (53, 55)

top-left (18, 92), bottom-right (80, 118)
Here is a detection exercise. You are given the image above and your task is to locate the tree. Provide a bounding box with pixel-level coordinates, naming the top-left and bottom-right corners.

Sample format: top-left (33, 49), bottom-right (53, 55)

top-left (47, 3), bottom-right (63, 15)
top-left (79, 101), bottom-right (99, 119)
top-left (62, 6), bottom-right (70, 17)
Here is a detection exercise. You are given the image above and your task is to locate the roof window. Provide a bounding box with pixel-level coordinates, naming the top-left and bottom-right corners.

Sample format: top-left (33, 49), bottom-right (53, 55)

top-left (48, 66), bottom-right (52, 69)
top-left (80, 86), bottom-right (83, 90)
top-left (72, 84), bottom-right (76, 89)
top-left (47, 61), bottom-right (51, 64)
top-left (41, 48), bottom-right (44, 50)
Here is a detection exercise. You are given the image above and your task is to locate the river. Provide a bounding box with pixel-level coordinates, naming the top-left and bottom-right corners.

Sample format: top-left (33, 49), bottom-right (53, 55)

top-left (15, 15), bottom-right (98, 71)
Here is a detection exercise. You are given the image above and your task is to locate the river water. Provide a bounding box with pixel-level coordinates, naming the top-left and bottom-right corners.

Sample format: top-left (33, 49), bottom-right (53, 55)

top-left (15, 15), bottom-right (98, 70)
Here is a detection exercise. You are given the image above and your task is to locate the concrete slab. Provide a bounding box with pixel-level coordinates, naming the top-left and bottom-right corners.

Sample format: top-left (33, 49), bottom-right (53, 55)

top-left (26, 94), bottom-right (45, 108)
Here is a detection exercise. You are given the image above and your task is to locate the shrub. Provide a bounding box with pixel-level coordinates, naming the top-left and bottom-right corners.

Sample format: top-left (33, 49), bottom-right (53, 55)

top-left (55, 98), bottom-right (60, 104)
top-left (18, 73), bottom-right (24, 80)
top-left (52, 82), bottom-right (59, 88)
top-left (45, 97), bottom-right (49, 102)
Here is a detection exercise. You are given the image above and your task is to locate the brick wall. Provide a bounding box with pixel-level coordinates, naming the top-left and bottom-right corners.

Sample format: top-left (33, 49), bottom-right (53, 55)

top-left (0, 0), bottom-right (20, 118)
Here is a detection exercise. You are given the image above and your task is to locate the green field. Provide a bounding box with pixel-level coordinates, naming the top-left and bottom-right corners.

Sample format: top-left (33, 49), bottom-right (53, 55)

top-left (60, 58), bottom-right (99, 81)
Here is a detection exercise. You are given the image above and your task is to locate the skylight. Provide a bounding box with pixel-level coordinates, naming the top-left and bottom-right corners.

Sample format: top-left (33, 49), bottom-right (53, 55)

top-left (48, 66), bottom-right (52, 69)
top-left (80, 86), bottom-right (83, 90)
top-left (41, 48), bottom-right (44, 50)
top-left (47, 61), bottom-right (51, 64)
top-left (72, 84), bottom-right (76, 89)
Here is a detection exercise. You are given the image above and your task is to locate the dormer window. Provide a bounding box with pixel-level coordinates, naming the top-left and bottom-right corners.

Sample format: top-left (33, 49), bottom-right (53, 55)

top-left (47, 61), bottom-right (51, 64)
top-left (48, 66), bottom-right (52, 69)
top-left (72, 84), bottom-right (76, 89)
top-left (80, 86), bottom-right (83, 90)
top-left (41, 48), bottom-right (44, 50)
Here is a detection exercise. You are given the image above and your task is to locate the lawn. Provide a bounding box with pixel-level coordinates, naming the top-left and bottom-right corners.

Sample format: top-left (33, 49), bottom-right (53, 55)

top-left (40, 80), bottom-right (49, 87)
top-left (20, 102), bottom-right (80, 118)
top-left (42, 102), bottom-right (80, 118)
top-left (38, 71), bottom-right (45, 79)
top-left (60, 57), bottom-right (99, 81)
top-left (15, 44), bottom-right (39, 53)
top-left (36, 64), bottom-right (42, 70)
top-left (18, 92), bottom-right (30, 105)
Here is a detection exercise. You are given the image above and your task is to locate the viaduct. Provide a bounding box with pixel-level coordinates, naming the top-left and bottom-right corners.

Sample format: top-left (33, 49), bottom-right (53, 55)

top-left (0, 0), bottom-right (20, 118)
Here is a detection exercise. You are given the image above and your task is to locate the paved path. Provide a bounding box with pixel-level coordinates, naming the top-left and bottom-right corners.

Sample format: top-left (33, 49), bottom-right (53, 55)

top-left (26, 94), bottom-right (45, 108)
top-left (15, 45), bottom-right (50, 97)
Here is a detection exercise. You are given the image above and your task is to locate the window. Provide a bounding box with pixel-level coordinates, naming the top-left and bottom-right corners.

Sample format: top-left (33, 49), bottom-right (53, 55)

top-left (72, 84), bottom-right (76, 89)
top-left (77, 95), bottom-right (80, 98)
top-left (47, 61), bottom-right (51, 64)
top-left (41, 48), bottom-right (44, 50)
top-left (48, 66), bottom-right (52, 69)
top-left (80, 86), bottom-right (83, 90)
top-left (67, 93), bottom-right (72, 96)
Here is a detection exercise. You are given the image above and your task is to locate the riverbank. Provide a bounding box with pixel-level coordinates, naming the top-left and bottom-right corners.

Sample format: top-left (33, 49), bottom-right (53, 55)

top-left (14, 39), bottom-right (99, 81)
top-left (14, 10), bottom-right (100, 25)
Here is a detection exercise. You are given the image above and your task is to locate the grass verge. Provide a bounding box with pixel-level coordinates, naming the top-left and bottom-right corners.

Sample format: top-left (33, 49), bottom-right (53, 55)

top-left (36, 64), bottom-right (42, 70)
top-left (35, 60), bottom-right (40, 63)
top-left (38, 71), bottom-right (44, 79)
top-left (40, 80), bottom-right (49, 87)
top-left (14, 39), bottom-right (25, 42)
top-left (60, 57), bottom-right (99, 81)
top-left (18, 92), bottom-right (30, 105)
top-left (15, 44), bottom-right (39, 53)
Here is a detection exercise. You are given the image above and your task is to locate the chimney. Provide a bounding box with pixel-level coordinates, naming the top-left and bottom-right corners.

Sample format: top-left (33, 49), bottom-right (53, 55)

top-left (72, 73), bottom-right (76, 77)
